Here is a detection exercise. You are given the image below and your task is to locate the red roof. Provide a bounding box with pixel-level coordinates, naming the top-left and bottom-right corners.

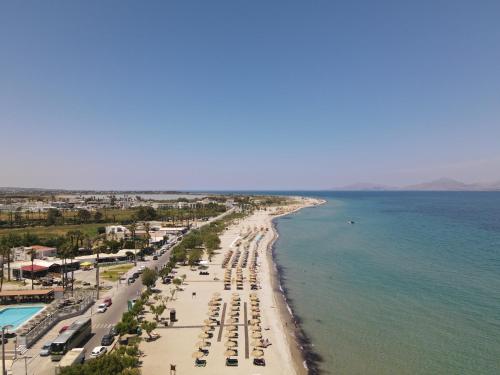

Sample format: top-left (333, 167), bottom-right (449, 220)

top-left (20, 265), bottom-right (48, 272)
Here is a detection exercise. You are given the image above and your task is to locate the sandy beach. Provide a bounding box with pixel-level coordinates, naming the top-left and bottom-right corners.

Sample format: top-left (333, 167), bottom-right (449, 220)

top-left (139, 197), bottom-right (322, 375)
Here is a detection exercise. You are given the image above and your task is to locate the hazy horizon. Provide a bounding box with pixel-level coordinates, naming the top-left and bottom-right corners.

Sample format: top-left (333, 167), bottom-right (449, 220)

top-left (1, 1), bottom-right (500, 190)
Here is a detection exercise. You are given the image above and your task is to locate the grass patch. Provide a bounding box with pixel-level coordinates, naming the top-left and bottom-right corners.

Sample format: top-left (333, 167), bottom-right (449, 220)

top-left (0, 223), bottom-right (103, 239)
top-left (100, 264), bottom-right (134, 281)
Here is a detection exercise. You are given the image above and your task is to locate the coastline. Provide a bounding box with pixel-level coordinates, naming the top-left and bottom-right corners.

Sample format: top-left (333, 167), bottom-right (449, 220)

top-left (137, 197), bottom-right (325, 374)
top-left (267, 198), bottom-right (326, 375)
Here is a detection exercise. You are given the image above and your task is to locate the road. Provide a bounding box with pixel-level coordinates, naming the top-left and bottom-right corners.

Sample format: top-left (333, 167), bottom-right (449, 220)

top-left (11, 209), bottom-right (234, 375)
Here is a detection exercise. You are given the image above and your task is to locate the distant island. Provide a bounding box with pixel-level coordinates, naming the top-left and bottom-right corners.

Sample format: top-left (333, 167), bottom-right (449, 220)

top-left (333, 178), bottom-right (500, 191)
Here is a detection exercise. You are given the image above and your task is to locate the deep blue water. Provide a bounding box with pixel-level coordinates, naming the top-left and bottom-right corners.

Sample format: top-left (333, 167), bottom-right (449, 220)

top-left (272, 192), bottom-right (500, 374)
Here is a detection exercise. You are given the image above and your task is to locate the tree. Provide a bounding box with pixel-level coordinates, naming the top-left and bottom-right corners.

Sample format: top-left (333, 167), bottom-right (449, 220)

top-left (46, 208), bottom-right (61, 225)
top-left (149, 304), bottom-right (166, 322)
top-left (140, 320), bottom-right (157, 340)
top-left (5, 233), bottom-right (21, 281)
top-left (77, 209), bottom-right (91, 223)
top-left (28, 247), bottom-right (36, 290)
top-left (135, 206), bottom-right (157, 221)
top-left (188, 248), bottom-right (203, 266)
top-left (141, 268), bottom-right (157, 290)
top-left (94, 211), bottom-right (104, 222)
top-left (116, 311), bottom-right (139, 335)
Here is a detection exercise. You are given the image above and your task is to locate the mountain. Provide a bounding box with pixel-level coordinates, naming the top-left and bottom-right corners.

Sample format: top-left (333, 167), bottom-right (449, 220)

top-left (404, 178), bottom-right (473, 191)
top-left (332, 178), bottom-right (500, 191)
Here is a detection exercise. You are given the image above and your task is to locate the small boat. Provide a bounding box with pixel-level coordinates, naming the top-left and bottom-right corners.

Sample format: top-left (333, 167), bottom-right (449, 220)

top-left (347, 220), bottom-right (355, 224)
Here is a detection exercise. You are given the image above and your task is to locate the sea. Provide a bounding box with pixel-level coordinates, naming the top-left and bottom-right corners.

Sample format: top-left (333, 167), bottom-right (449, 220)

top-left (271, 191), bottom-right (500, 375)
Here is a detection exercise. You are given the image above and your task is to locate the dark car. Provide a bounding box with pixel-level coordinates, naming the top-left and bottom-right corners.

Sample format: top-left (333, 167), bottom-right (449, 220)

top-left (128, 277), bottom-right (135, 284)
top-left (109, 326), bottom-right (118, 336)
top-left (101, 334), bottom-right (114, 346)
top-left (152, 255), bottom-right (158, 260)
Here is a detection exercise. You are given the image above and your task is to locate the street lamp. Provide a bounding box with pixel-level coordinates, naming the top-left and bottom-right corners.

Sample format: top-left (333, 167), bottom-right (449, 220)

top-left (1, 324), bottom-right (13, 375)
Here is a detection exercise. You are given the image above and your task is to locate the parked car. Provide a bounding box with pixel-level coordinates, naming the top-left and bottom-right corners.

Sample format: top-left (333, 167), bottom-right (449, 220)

top-left (127, 277), bottom-right (135, 284)
top-left (96, 303), bottom-right (107, 313)
top-left (90, 346), bottom-right (107, 358)
top-left (152, 255), bottom-right (158, 260)
top-left (109, 326), bottom-right (118, 336)
top-left (39, 342), bottom-right (52, 357)
top-left (101, 334), bottom-right (114, 346)
top-left (104, 297), bottom-right (112, 307)
top-left (59, 325), bottom-right (69, 334)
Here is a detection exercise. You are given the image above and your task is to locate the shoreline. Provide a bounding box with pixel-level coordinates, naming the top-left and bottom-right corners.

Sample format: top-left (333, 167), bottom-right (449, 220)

top-left (267, 198), bottom-right (326, 375)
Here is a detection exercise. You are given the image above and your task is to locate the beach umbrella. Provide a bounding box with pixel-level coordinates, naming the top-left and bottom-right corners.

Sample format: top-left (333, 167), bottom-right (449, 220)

top-left (225, 331), bottom-right (238, 338)
top-left (204, 319), bottom-right (215, 325)
top-left (251, 339), bottom-right (263, 347)
top-left (229, 311), bottom-right (239, 317)
top-left (251, 325), bottom-right (262, 332)
top-left (226, 318), bottom-right (238, 324)
top-left (231, 306), bottom-right (239, 311)
top-left (198, 333), bottom-right (209, 339)
top-left (192, 351), bottom-right (204, 359)
top-left (202, 325), bottom-right (213, 332)
top-left (226, 325), bottom-right (237, 331)
top-left (249, 292), bottom-right (258, 297)
top-left (250, 319), bottom-right (260, 324)
top-left (224, 341), bottom-right (237, 348)
top-left (252, 349), bottom-right (264, 358)
top-left (231, 292), bottom-right (239, 296)
top-left (225, 350), bottom-right (237, 357)
top-left (252, 332), bottom-right (262, 339)
top-left (195, 341), bottom-right (209, 348)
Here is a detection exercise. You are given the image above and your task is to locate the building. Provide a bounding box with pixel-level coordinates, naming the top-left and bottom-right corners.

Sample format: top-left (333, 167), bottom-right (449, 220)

top-left (12, 246), bottom-right (57, 261)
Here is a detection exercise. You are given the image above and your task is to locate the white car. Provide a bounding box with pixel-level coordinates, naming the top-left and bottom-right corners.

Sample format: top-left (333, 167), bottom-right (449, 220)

top-left (96, 303), bottom-right (107, 313)
top-left (90, 346), bottom-right (107, 358)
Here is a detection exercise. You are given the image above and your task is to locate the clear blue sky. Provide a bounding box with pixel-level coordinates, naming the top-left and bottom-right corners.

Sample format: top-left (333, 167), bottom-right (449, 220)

top-left (1, 1), bottom-right (499, 190)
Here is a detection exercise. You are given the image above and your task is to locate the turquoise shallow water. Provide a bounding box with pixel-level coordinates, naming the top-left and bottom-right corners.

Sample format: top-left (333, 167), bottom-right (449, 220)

top-left (0, 306), bottom-right (43, 329)
top-left (273, 192), bottom-right (500, 374)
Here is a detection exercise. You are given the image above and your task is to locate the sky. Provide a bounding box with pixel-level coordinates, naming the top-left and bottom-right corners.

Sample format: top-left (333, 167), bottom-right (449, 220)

top-left (1, 1), bottom-right (500, 190)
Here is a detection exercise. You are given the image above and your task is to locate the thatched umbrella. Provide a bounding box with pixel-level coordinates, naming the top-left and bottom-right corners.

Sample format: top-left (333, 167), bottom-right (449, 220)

top-left (231, 306), bottom-right (240, 311)
top-left (198, 332), bottom-right (210, 339)
top-left (225, 349), bottom-right (237, 357)
top-left (224, 341), bottom-right (237, 348)
top-left (204, 319), bottom-right (215, 325)
top-left (252, 349), bottom-right (264, 358)
top-left (231, 292), bottom-right (239, 296)
top-left (251, 339), bottom-right (263, 347)
top-left (195, 341), bottom-right (209, 348)
top-left (192, 351), bottom-right (204, 359)
top-left (229, 311), bottom-right (239, 317)
top-left (226, 318), bottom-right (238, 324)
top-left (251, 325), bottom-right (262, 332)
top-left (225, 331), bottom-right (238, 338)
top-left (226, 325), bottom-right (237, 331)
top-left (250, 318), bottom-right (260, 324)
top-left (252, 332), bottom-right (262, 339)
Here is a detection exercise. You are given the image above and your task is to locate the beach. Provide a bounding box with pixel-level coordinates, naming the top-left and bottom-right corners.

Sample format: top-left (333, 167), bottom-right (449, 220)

top-left (139, 196), bottom-right (322, 374)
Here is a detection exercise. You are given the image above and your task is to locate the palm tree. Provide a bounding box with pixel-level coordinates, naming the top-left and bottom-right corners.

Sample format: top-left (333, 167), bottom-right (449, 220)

top-left (28, 247), bottom-right (36, 290)
top-left (128, 222), bottom-right (137, 265)
top-left (92, 235), bottom-right (107, 300)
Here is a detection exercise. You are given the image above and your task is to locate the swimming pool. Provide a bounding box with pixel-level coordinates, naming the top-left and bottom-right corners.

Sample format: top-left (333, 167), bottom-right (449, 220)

top-left (0, 306), bottom-right (44, 330)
